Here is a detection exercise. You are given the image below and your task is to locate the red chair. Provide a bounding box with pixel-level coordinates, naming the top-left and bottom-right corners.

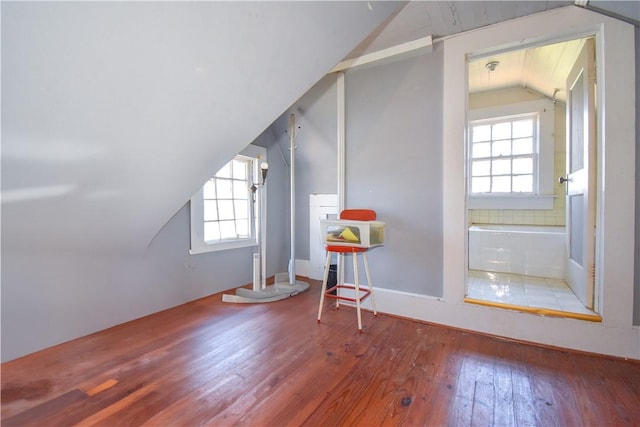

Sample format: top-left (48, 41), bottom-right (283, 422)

top-left (317, 209), bottom-right (378, 331)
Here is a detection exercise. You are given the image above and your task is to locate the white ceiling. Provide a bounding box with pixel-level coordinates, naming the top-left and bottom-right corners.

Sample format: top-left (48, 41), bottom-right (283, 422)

top-left (346, 1), bottom-right (637, 103)
top-left (468, 38), bottom-right (588, 102)
top-left (347, 1), bottom-right (573, 58)
top-left (1, 1), bottom-right (400, 253)
top-left (2, 1), bottom-right (637, 254)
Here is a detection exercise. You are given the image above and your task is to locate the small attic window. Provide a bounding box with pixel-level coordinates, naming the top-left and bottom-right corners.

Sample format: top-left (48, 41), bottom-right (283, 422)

top-left (189, 145), bottom-right (265, 254)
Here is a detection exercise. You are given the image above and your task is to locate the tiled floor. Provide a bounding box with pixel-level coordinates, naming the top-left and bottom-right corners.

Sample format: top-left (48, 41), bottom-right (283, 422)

top-left (466, 269), bottom-right (598, 316)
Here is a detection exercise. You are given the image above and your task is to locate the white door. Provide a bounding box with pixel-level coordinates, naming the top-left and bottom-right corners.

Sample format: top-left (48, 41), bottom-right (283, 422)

top-left (563, 38), bottom-right (596, 309)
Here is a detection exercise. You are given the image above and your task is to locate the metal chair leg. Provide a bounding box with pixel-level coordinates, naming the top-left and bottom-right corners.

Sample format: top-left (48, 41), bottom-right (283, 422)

top-left (336, 253), bottom-right (343, 309)
top-left (353, 253), bottom-right (363, 332)
top-left (362, 252), bottom-right (377, 316)
top-left (317, 251), bottom-right (332, 322)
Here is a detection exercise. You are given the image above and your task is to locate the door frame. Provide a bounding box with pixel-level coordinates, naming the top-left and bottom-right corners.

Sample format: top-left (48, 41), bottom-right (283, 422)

top-left (443, 6), bottom-right (635, 332)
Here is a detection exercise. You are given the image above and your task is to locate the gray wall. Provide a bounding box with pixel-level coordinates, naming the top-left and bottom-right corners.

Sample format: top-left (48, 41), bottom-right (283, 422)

top-left (270, 75), bottom-right (339, 261)
top-left (1, 206), bottom-right (253, 362)
top-left (271, 49), bottom-right (445, 297)
top-left (1, 134), bottom-right (289, 362)
top-left (345, 50), bottom-right (444, 296)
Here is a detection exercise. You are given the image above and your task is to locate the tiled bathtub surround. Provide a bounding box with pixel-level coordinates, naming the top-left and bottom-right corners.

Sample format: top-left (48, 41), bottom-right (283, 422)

top-left (468, 224), bottom-right (565, 279)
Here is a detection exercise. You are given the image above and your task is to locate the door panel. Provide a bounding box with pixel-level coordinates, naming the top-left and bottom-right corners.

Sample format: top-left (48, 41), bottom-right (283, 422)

top-left (565, 38), bottom-right (596, 309)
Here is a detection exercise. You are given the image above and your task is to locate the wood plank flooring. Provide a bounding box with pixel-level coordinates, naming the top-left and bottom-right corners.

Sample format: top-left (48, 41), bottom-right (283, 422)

top-left (2, 278), bottom-right (639, 426)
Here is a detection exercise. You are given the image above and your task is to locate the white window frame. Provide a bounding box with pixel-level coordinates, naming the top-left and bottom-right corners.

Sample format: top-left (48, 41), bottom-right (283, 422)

top-left (189, 145), bottom-right (266, 254)
top-left (467, 99), bottom-right (555, 210)
top-left (469, 112), bottom-right (539, 195)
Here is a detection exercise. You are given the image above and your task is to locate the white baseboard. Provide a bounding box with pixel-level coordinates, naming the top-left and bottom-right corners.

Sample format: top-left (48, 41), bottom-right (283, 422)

top-left (327, 284), bottom-right (639, 360)
top-left (294, 259), bottom-right (312, 278)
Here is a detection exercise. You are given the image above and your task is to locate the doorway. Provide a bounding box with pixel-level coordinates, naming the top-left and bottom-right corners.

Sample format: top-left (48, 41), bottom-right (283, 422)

top-left (464, 36), bottom-right (600, 320)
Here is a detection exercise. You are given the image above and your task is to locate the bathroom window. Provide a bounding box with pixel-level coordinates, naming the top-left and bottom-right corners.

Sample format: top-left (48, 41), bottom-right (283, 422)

top-left (189, 145), bottom-right (265, 254)
top-left (467, 98), bottom-right (555, 210)
top-left (469, 114), bottom-right (537, 194)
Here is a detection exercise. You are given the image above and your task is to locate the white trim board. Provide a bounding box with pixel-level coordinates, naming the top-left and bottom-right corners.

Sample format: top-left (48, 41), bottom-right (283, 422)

top-left (331, 35), bottom-right (433, 72)
top-left (355, 287), bottom-right (640, 360)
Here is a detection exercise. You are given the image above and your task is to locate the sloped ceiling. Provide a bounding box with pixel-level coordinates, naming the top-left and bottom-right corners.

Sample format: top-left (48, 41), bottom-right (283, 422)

top-left (4, 1), bottom-right (636, 256)
top-left (345, 1), bottom-right (573, 58)
top-left (1, 1), bottom-right (402, 253)
top-left (468, 38), bottom-right (587, 102)
top-left (349, 1), bottom-right (637, 103)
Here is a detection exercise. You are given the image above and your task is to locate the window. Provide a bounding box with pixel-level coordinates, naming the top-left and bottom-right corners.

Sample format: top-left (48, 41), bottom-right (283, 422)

top-left (469, 114), bottom-right (537, 194)
top-left (190, 145), bottom-right (265, 254)
top-left (467, 99), bottom-right (555, 210)
top-left (203, 157), bottom-right (253, 243)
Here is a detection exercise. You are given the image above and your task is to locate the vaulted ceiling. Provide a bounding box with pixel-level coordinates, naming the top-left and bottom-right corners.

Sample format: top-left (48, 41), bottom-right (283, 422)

top-left (345, 1), bottom-right (573, 58)
top-left (1, 1), bottom-right (400, 253)
top-left (468, 38), bottom-right (587, 102)
top-left (2, 1), bottom-right (637, 255)
top-left (345, 1), bottom-right (637, 103)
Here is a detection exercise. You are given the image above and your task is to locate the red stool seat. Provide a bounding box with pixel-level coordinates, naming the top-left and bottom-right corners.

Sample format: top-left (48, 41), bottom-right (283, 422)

top-left (326, 245), bottom-right (368, 253)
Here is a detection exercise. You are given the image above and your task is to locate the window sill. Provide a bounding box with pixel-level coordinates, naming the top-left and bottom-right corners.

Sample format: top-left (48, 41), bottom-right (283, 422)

top-left (189, 239), bottom-right (257, 255)
top-left (468, 195), bottom-right (555, 210)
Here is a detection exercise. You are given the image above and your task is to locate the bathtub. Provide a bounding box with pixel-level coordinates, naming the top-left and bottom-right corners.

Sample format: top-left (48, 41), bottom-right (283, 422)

top-left (468, 224), bottom-right (566, 279)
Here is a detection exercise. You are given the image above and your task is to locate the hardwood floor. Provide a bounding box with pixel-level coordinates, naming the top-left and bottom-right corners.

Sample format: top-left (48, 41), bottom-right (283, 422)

top-left (2, 278), bottom-right (639, 426)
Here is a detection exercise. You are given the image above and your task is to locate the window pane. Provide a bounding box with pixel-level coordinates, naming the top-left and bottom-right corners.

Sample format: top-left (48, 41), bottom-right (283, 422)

top-left (472, 125), bottom-right (491, 142)
top-left (492, 176), bottom-right (511, 192)
top-left (216, 162), bottom-right (232, 179)
top-left (492, 159), bottom-right (511, 175)
top-left (468, 114), bottom-right (538, 195)
top-left (472, 142), bottom-right (491, 159)
top-left (232, 160), bottom-right (248, 180)
top-left (513, 157), bottom-right (533, 174)
top-left (216, 179), bottom-right (233, 199)
top-left (512, 175), bottom-right (533, 192)
top-left (233, 180), bottom-right (248, 198)
top-left (492, 140), bottom-right (511, 157)
top-left (235, 219), bottom-right (249, 238)
top-left (471, 177), bottom-right (490, 193)
top-left (234, 200), bottom-right (248, 219)
top-left (204, 222), bottom-right (220, 242)
top-left (512, 137), bottom-right (533, 155)
top-left (219, 220), bottom-right (236, 239)
top-left (200, 153), bottom-right (261, 248)
top-left (203, 179), bottom-right (216, 199)
top-left (492, 122), bottom-right (511, 140)
top-left (204, 200), bottom-right (218, 221)
top-left (218, 200), bottom-right (234, 220)
top-left (512, 119), bottom-right (533, 138)
top-left (472, 160), bottom-right (491, 176)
